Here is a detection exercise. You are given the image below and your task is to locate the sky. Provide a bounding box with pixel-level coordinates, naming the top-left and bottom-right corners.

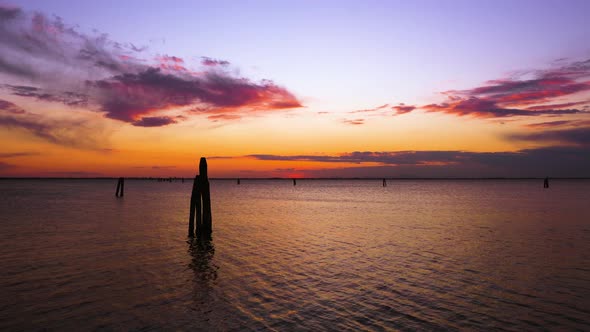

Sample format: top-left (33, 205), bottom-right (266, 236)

top-left (1, 0), bottom-right (590, 178)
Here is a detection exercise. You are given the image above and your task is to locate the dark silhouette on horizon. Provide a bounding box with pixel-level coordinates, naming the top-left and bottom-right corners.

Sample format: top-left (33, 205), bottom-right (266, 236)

top-left (115, 177), bottom-right (124, 197)
top-left (237, 178), bottom-right (240, 185)
top-left (544, 177), bottom-right (550, 188)
top-left (188, 157), bottom-right (213, 239)
top-left (293, 178), bottom-right (296, 186)
top-left (383, 178), bottom-right (387, 187)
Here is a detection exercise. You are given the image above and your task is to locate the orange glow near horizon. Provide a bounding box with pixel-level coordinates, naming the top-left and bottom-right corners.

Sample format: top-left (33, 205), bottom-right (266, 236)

top-left (1, 4), bottom-right (589, 178)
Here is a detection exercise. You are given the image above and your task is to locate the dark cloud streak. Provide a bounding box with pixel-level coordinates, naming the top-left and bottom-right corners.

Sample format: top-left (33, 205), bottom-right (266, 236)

top-left (508, 127), bottom-right (590, 146)
top-left (235, 145), bottom-right (590, 177)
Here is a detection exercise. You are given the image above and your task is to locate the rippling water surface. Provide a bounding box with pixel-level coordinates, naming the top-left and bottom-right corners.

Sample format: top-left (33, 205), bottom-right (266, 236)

top-left (1, 179), bottom-right (590, 331)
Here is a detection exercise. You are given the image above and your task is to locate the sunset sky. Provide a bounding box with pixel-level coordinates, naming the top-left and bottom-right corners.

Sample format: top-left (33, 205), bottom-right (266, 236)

top-left (1, 0), bottom-right (590, 178)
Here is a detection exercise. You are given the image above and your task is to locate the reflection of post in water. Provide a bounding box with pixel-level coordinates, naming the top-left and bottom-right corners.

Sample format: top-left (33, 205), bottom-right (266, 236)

top-left (187, 237), bottom-right (218, 324)
top-left (187, 238), bottom-right (217, 283)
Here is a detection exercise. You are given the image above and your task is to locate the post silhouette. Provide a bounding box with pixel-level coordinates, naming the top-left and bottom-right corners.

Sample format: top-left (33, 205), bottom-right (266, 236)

top-left (115, 177), bottom-right (124, 197)
top-left (237, 178), bottom-right (240, 185)
top-left (383, 178), bottom-right (387, 187)
top-left (188, 157), bottom-right (212, 238)
top-left (293, 178), bottom-right (296, 186)
top-left (544, 177), bottom-right (549, 188)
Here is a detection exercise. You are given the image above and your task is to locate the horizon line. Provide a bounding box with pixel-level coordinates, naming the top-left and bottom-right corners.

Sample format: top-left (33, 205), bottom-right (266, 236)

top-left (1, 177), bottom-right (589, 180)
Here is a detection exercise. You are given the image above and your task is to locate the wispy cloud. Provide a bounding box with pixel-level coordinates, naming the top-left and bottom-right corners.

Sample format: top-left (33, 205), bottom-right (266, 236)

top-left (38, 171), bottom-right (105, 177)
top-left (350, 103), bottom-right (390, 114)
top-left (220, 146), bottom-right (590, 177)
top-left (3, 85), bottom-right (87, 107)
top-left (389, 58), bottom-right (590, 119)
top-left (342, 118), bottom-right (364, 125)
top-left (0, 98), bottom-right (26, 114)
top-left (0, 99), bottom-right (109, 149)
top-left (248, 151), bottom-right (489, 165)
top-left (525, 119), bottom-right (590, 128)
top-left (507, 126), bottom-right (590, 146)
top-left (392, 103), bottom-right (416, 115)
top-left (201, 57), bottom-right (230, 67)
top-left (0, 6), bottom-right (302, 128)
top-left (0, 151), bottom-right (39, 158)
top-left (208, 114), bottom-right (241, 122)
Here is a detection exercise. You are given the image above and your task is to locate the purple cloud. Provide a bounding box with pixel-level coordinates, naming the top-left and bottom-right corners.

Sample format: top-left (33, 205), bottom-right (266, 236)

top-left (3, 85), bottom-right (88, 107)
top-left (507, 126), bottom-right (590, 146)
top-left (0, 100), bottom-right (109, 149)
top-left (0, 98), bottom-right (26, 114)
top-left (223, 146), bottom-right (590, 177)
top-left (0, 6), bottom-right (302, 128)
top-left (201, 57), bottom-right (230, 67)
top-left (393, 58), bottom-right (590, 118)
top-left (392, 103), bottom-right (416, 115)
top-left (89, 68), bottom-right (301, 123)
top-left (132, 116), bottom-right (177, 127)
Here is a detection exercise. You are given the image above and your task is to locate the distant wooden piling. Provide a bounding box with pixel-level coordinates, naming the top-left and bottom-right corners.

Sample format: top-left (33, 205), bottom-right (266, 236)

top-left (115, 177), bottom-right (124, 197)
top-left (188, 158), bottom-right (213, 238)
top-left (293, 178), bottom-right (296, 186)
top-left (383, 178), bottom-right (387, 187)
top-left (237, 178), bottom-right (240, 185)
top-left (544, 177), bottom-right (549, 188)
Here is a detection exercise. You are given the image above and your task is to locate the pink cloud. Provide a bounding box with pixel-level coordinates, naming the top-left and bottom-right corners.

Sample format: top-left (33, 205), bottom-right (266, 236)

top-left (392, 103), bottom-right (416, 115)
top-left (342, 118), bottom-right (364, 125)
top-left (0, 7), bottom-right (302, 128)
top-left (396, 58), bottom-right (590, 118)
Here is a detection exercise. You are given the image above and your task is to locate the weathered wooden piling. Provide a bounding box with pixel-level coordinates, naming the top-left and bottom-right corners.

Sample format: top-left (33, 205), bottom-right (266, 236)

top-left (237, 178), bottom-right (240, 185)
top-left (115, 177), bottom-right (124, 197)
top-left (544, 177), bottom-right (549, 188)
top-left (188, 157), bottom-right (213, 238)
top-left (293, 178), bottom-right (296, 186)
top-left (383, 178), bottom-right (387, 187)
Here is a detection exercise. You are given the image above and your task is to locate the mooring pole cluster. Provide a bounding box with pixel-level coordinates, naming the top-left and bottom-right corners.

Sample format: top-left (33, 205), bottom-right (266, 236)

top-left (115, 177), bottom-right (124, 197)
top-left (188, 157), bottom-right (213, 238)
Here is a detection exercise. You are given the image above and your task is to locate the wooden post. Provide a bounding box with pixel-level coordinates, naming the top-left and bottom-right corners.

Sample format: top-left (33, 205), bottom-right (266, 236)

top-left (293, 178), bottom-right (296, 186)
top-left (200, 158), bottom-right (212, 237)
top-left (115, 177), bottom-right (124, 197)
top-left (188, 157), bottom-right (212, 238)
top-left (188, 175), bottom-right (198, 237)
top-left (115, 178), bottom-right (121, 197)
top-left (237, 178), bottom-right (240, 185)
top-left (544, 177), bottom-right (549, 188)
top-left (383, 178), bottom-right (387, 187)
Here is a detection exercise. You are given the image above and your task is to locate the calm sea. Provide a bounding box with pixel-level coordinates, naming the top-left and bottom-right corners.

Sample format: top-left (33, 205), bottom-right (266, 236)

top-left (1, 179), bottom-right (589, 331)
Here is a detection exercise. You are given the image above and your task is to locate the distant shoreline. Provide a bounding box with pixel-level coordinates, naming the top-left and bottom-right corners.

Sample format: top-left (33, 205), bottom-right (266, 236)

top-left (1, 177), bottom-right (590, 180)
